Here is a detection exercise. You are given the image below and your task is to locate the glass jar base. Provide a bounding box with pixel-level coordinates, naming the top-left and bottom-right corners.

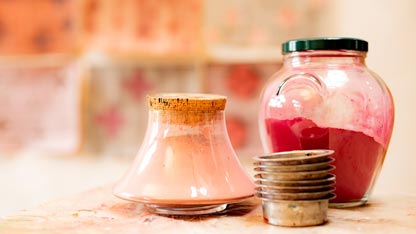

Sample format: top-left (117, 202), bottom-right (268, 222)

top-left (329, 198), bottom-right (368, 208)
top-left (145, 203), bottom-right (228, 215)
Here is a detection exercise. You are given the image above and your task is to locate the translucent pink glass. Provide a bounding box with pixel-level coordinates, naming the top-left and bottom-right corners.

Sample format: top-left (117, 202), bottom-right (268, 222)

top-left (259, 50), bottom-right (394, 207)
top-left (114, 93), bottom-right (255, 215)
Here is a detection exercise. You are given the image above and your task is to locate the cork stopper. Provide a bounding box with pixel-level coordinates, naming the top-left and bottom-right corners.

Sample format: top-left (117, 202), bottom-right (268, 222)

top-left (147, 93), bottom-right (227, 125)
top-left (147, 93), bottom-right (227, 111)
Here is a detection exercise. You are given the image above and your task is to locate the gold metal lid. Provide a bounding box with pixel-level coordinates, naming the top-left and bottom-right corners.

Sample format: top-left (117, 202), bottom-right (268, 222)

top-left (147, 93), bottom-right (227, 111)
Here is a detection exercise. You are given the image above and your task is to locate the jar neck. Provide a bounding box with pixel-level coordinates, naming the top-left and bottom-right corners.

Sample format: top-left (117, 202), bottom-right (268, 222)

top-left (283, 50), bottom-right (367, 67)
top-left (150, 110), bottom-right (225, 126)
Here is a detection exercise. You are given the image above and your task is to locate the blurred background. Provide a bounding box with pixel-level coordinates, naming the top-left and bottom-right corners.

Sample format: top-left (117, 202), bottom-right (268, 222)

top-left (0, 0), bottom-right (415, 215)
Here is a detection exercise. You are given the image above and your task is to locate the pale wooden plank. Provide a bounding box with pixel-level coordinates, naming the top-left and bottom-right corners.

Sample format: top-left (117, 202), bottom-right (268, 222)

top-left (1, 186), bottom-right (415, 234)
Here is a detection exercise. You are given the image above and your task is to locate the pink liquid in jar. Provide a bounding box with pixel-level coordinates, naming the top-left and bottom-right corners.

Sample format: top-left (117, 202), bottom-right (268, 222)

top-left (265, 117), bottom-right (386, 203)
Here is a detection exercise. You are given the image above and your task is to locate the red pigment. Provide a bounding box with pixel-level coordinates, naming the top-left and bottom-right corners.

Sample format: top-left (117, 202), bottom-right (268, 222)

top-left (265, 117), bottom-right (386, 203)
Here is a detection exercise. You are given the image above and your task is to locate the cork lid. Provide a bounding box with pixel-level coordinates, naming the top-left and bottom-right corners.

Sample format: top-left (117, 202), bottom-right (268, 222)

top-left (147, 93), bottom-right (227, 111)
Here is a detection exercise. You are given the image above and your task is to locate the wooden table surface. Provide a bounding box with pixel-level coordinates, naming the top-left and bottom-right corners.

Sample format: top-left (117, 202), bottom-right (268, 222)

top-left (1, 186), bottom-right (415, 234)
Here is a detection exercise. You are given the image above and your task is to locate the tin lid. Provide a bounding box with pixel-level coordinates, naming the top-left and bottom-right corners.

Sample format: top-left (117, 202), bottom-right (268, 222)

top-left (147, 93), bottom-right (227, 111)
top-left (282, 37), bottom-right (368, 54)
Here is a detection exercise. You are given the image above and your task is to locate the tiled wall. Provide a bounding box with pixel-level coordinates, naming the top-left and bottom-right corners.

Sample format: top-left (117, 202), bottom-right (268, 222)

top-left (0, 0), bottom-right (79, 54)
top-left (0, 0), bottom-right (328, 158)
top-left (0, 62), bottom-right (83, 154)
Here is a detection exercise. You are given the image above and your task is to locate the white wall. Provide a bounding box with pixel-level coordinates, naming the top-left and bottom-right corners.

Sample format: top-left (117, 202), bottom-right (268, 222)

top-left (320, 0), bottom-right (416, 194)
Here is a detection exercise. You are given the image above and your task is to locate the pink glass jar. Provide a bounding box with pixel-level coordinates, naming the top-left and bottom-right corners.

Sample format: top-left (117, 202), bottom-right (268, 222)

top-left (114, 93), bottom-right (254, 215)
top-left (258, 38), bottom-right (394, 207)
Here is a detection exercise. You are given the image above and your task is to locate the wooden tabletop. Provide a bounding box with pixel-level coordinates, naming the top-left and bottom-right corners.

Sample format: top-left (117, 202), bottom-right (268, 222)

top-left (1, 186), bottom-right (415, 234)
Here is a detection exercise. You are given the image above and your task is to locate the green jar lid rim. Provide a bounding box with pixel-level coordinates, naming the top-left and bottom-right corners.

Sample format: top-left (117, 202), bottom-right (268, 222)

top-left (282, 37), bottom-right (368, 54)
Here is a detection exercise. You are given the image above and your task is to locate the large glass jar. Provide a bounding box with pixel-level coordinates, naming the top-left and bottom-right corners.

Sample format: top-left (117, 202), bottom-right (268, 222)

top-left (114, 93), bottom-right (254, 215)
top-left (258, 38), bottom-right (394, 207)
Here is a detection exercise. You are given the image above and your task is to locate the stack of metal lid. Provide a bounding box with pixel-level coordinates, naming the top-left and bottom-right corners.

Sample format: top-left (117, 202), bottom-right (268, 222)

top-left (253, 149), bottom-right (336, 227)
